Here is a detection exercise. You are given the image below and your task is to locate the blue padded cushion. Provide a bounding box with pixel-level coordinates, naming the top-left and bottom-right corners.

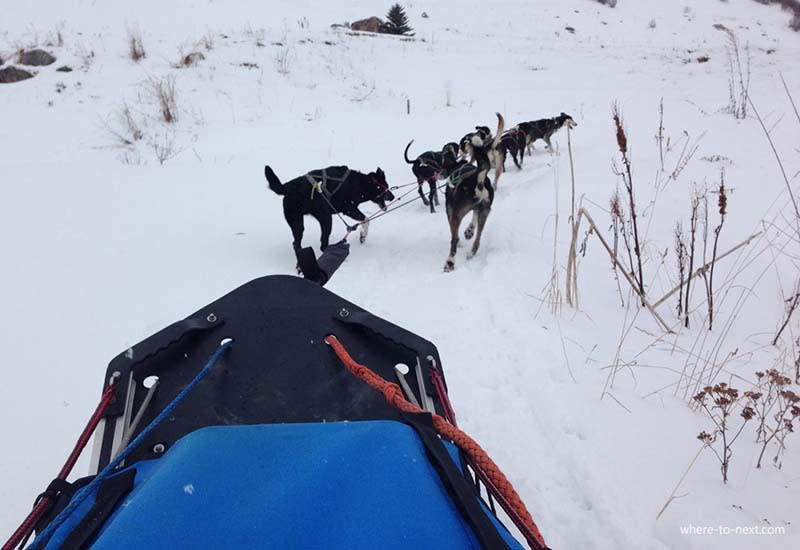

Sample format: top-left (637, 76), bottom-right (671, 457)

top-left (46, 421), bottom-right (522, 549)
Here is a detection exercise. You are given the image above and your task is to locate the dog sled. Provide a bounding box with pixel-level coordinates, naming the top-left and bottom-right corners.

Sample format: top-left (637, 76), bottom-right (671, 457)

top-left (4, 250), bottom-right (549, 550)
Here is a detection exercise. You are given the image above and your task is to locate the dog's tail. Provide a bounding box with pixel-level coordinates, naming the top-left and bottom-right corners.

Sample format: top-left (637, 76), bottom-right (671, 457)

top-left (264, 165), bottom-right (285, 195)
top-left (489, 113), bottom-right (505, 149)
top-left (403, 140), bottom-right (415, 164)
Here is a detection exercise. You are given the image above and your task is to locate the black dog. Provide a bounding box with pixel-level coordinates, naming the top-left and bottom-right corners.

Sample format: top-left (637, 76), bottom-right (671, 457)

top-left (519, 112), bottom-right (577, 154)
top-left (403, 140), bottom-right (459, 213)
top-left (444, 113), bottom-right (504, 272)
top-left (496, 127), bottom-right (527, 171)
top-left (264, 165), bottom-right (394, 253)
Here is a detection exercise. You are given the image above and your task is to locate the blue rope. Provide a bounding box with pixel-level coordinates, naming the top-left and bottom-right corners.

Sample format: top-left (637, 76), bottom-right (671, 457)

top-left (30, 339), bottom-right (233, 549)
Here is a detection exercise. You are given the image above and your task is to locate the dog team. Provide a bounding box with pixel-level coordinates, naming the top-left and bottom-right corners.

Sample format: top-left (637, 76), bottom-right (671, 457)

top-left (264, 112), bottom-right (577, 272)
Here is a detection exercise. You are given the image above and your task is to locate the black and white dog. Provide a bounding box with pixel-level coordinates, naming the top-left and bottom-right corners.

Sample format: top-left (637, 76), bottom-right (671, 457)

top-left (458, 125), bottom-right (492, 161)
top-left (264, 165), bottom-right (394, 253)
top-left (459, 121), bottom-right (519, 190)
top-left (444, 113), bottom-right (504, 272)
top-left (404, 140), bottom-right (459, 213)
top-left (519, 112), bottom-right (577, 154)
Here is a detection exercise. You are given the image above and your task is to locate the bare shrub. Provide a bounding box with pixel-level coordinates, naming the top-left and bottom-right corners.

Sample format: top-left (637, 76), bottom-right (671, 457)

top-left (695, 382), bottom-right (755, 483)
top-left (745, 369), bottom-right (800, 468)
top-left (151, 133), bottom-right (180, 164)
top-left (150, 75), bottom-right (178, 123)
top-left (199, 30), bottom-right (215, 51)
top-left (127, 25), bottom-right (146, 62)
top-left (105, 101), bottom-right (144, 147)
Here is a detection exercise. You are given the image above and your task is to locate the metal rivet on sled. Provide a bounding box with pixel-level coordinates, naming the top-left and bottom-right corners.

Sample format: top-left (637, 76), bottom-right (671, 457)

top-left (338, 308), bottom-right (349, 318)
top-left (206, 313), bottom-right (217, 323)
top-left (153, 443), bottom-right (166, 455)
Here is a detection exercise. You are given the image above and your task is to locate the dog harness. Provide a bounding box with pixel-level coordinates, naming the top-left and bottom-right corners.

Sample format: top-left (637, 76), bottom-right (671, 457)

top-left (447, 164), bottom-right (477, 189)
top-left (305, 168), bottom-right (351, 200)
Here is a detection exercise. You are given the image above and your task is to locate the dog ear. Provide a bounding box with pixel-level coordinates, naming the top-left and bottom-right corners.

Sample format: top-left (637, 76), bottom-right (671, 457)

top-left (376, 167), bottom-right (385, 178)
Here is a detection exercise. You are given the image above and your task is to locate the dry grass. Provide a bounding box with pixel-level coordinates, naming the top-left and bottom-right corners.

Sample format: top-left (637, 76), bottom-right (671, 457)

top-left (612, 103), bottom-right (646, 303)
top-left (274, 43), bottom-right (291, 75)
top-left (151, 133), bottom-right (180, 164)
top-left (718, 26), bottom-right (750, 119)
top-left (199, 30), bottom-right (215, 51)
top-left (150, 75), bottom-right (178, 124)
top-left (105, 101), bottom-right (144, 147)
top-left (127, 25), bottom-right (146, 62)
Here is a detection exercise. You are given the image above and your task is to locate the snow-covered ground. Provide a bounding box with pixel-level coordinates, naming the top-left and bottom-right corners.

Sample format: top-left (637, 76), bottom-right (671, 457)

top-left (2, 0), bottom-right (800, 548)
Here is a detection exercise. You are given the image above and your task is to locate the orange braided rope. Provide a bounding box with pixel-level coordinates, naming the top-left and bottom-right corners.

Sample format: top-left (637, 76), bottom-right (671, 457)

top-left (324, 335), bottom-right (548, 550)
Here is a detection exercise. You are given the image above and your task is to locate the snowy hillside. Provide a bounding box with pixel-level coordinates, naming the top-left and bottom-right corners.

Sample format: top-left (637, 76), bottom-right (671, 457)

top-left (2, 0), bottom-right (800, 548)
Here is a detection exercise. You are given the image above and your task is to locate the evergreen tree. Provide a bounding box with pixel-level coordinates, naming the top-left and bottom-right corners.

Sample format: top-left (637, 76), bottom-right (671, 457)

top-left (383, 4), bottom-right (413, 35)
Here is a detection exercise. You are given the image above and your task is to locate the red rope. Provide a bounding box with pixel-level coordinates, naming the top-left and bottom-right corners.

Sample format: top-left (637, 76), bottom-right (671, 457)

top-left (429, 365), bottom-right (457, 426)
top-left (324, 335), bottom-right (548, 550)
top-left (3, 384), bottom-right (117, 550)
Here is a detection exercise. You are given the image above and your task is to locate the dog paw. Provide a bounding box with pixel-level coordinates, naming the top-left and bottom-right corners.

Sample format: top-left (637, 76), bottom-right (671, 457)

top-left (359, 234), bottom-right (366, 244)
top-left (421, 197), bottom-right (430, 206)
top-left (464, 225), bottom-right (475, 240)
top-left (429, 206), bottom-right (436, 214)
top-left (467, 247), bottom-right (479, 259)
top-left (443, 260), bottom-right (455, 272)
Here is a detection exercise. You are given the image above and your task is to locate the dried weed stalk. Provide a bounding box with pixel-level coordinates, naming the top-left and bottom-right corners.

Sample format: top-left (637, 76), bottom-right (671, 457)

top-left (612, 103), bottom-right (645, 303)
top-left (695, 382), bottom-right (754, 483)
top-left (745, 369), bottom-right (800, 468)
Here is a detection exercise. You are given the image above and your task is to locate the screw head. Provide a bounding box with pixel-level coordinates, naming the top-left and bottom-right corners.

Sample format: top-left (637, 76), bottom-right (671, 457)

top-left (153, 443), bottom-right (166, 454)
top-left (338, 308), bottom-right (349, 318)
top-left (207, 313), bottom-right (217, 323)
